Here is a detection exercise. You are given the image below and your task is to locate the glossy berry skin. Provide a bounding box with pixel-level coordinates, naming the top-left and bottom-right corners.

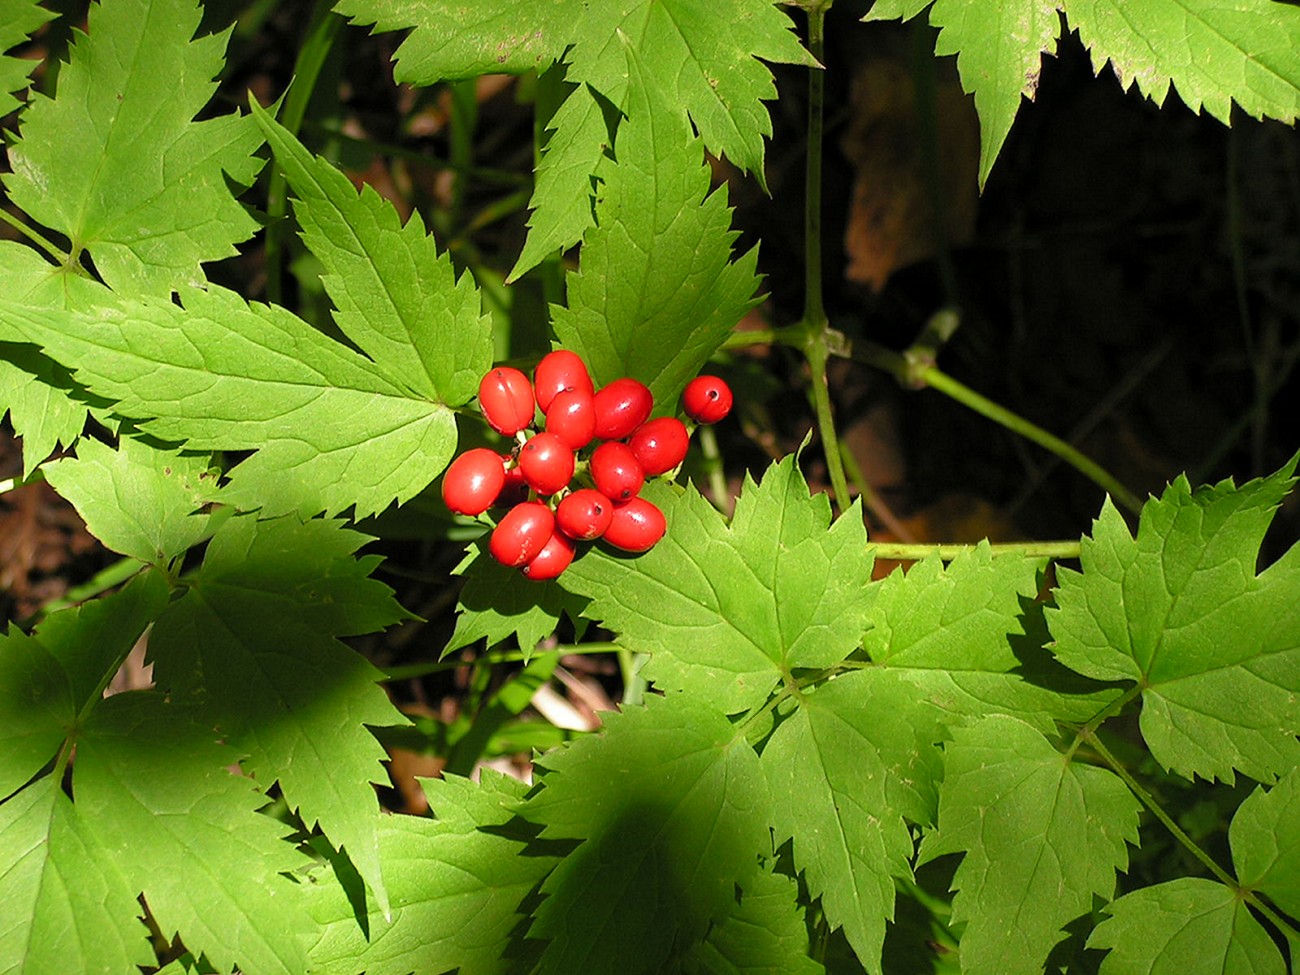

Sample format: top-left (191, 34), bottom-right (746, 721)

top-left (544, 387), bottom-right (597, 450)
top-left (534, 349), bottom-right (594, 414)
top-left (489, 501), bottom-right (555, 567)
top-left (478, 366), bottom-right (536, 435)
top-left (590, 441), bottom-right (645, 501)
top-left (592, 377), bottom-right (653, 440)
top-left (494, 462), bottom-right (528, 508)
top-left (521, 530), bottom-right (576, 581)
top-left (556, 488), bottom-right (615, 541)
top-left (604, 497), bottom-right (666, 553)
top-left (628, 417), bottom-right (689, 476)
top-left (441, 448), bottom-right (507, 516)
top-left (682, 375), bottom-right (733, 425)
top-left (518, 432), bottom-right (575, 496)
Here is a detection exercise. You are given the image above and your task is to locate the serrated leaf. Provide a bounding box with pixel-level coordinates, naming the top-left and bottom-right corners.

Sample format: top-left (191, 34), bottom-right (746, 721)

top-left (306, 775), bottom-right (555, 975)
top-left (0, 0), bottom-right (55, 116)
top-left (149, 514), bottom-right (410, 918)
top-left (1049, 457), bottom-right (1300, 784)
top-left (1088, 877), bottom-right (1286, 975)
top-left (865, 545), bottom-right (1121, 732)
top-left (523, 693), bottom-right (772, 974)
top-left (1067, 0), bottom-right (1300, 126)
top-left (0, 285), bottom-right (459, 517)
top-left (251, 100), bottom-right (493, 405)
top-left (919, 714), bottom-right (1140, 975)
top-left (761, 670), bottom-right (941, 974)
top-left (43, 436), bottom-right (221, 564)
top-left (0, 778), bottom-right (153, 975)
top-left (550, 39), bottom-right (762, 405)
top-left (864, 0), bottom-right (1062, 188)
top-left (338, 0), bottom-right (811, 277)
top-left (3, 0), bottom-right (263, 295)
top-left (560, 458), bottom-right (875, 714)
top-left (681, 866), bottom-right (824, 975)
top-left (76, 693), bottom-right (313, 975)
top-left (1230, 767), bottom-right (1300, 918)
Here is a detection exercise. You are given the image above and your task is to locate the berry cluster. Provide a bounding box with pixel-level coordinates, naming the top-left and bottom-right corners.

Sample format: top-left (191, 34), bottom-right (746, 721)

top-left (442, 351), bottom-right (733, 580)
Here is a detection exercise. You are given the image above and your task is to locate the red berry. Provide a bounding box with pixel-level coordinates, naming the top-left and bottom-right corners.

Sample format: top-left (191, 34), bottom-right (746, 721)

top-left (556, 488), bottom-right (615, 541)
top-left (534, 349), bottom-right (594, 414)
top-left (628, 417), bottom-right (689, 477)
top-left (441, 448), bottom-right (507, 516)
top-left (544, 387), bottom-right (597, 450)
top-left (590, 441), bottom-right (645, 501)
top-left (682, 375), bottom-right (732, 424)
top-left (518, 432), bottom-right (576, 496)
top-left (592, 377), bottom-right (653, 440)
top-left (494, 462), bottom-right (528, 508)
top-left (604, 497), bottom-right (666, 553)
top-left (521, 530), bottom-right (576, 581)
top-left (478, 366), bottom-right (536, 435)
top-left (489, 501), bottom-right (554, 567)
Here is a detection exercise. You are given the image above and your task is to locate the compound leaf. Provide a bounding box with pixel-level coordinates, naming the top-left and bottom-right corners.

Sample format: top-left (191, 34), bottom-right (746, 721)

top-left (251, 100), bottom-right (493, 406)
top-left (550, 40), bottom-right (761, 407)
top-left (919, 714), bottom-right (1140, 975)
top-left (42, 436), bottom-right (222, 565)
top-left (1088, 877), bottom-right (1286, 975)
top-left (76, 693), bottom-right (313, 975)
top-left (1230, 767), bottom-right (1300, 919)
top-left (560, 457), bottom-right (876, 714)
top-left (0, 285), bottom-right (459, 518)
top-left (149, 514), bottom-right (409, 918)
top-left (0, 0), bottom-right (55, 116)
top-left (3, 0), bottom-right (263, 295)
top-left (523, 693), bottom-right (772, 974)
top-left (1049, 456), bottom-right (1300, 784)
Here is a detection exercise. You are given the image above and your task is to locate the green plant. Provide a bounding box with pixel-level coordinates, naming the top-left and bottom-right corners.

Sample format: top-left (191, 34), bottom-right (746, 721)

top-left (1, 2), bottom-right (1297, 975)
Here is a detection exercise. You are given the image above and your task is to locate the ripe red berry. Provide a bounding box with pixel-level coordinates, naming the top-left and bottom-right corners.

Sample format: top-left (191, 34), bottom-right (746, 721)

top-left (518, 432), bottom-right (576, 496)
top-left (521, 530), bottom-right (576, 581)
top-left (628, 416), bottom-right (689, 476)
top-left (441, 448), bottom-right (507, 516)
top-left (489, 501), bottom-right (555, 567)
top-left (494, 462), bottom-right (528, 508)
top-left (604, 497), bottom-right (666, 553)
top-left (534, 349), bottom-right (594, 414)
top-left (592, 377), bottom-right (653, 440)
top-left (478, 366), bottom-right (536, 435)
top-left (544, 387), bottom-right (597, 450)
top-left (556, 488), bottom-right (615, 541)
top-left (590, 441), bottom-right (645, 501)
top-left (682, 375), bottom-right (732, 425)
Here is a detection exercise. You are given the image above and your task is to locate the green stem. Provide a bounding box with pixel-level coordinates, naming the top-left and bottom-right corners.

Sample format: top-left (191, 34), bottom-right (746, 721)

top-left (867, 540), bottom-right (1081, 561)
top-left (695, 423), bottom-right (731, 513)
top-left (0, 209), bottom-right (73, 266)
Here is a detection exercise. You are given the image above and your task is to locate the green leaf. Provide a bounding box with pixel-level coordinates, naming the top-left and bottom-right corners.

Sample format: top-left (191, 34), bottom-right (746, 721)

top-left (865, 545), bottom-right (1119, 732)
top-left (919, 714), bottom-right (1141, 975)
top-left (1230, 767), bottom-right (1300, 919)
top-left (560, 457), bottom-right (876, 714)
top-left (149, 514), bottom-right (410, 918)
top-left (3, 0), bottom-right (264, 295)
top-left (42, 436), bottom-right (221, 565)
top-left (0, 629), bottom-right (74, 800)
top-left (0, 0), bottom-right (55, 116)
top-left (1088, 877), bottom-right (1286, 975)
top-left (76, 693), bottom-right (313, 975)
top-left (523, 693), bottom-right (772, 974)
top-left (864, 0), bottom-right (1062, 188)
top-left (681, 866), bottom-right (824, 975)
top-left (0, 778), bottom-right (153, 975)
top-left (307, 774), bottom-right (556, 975)
top-left (1067, 0), bottom-right (1300, 126)
top-left (761, 670), bottom-right (942, 974)
top-left (1049, 457), bottom-right (1300, 783)
top-left (549, 40), bottom-right (762, 405)
top-left (0, 285), bottom-right (459, 517)
top-left (338, 0), bottom-right (811, 277)
top-left (250, 99), bottom-right (493, 405)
